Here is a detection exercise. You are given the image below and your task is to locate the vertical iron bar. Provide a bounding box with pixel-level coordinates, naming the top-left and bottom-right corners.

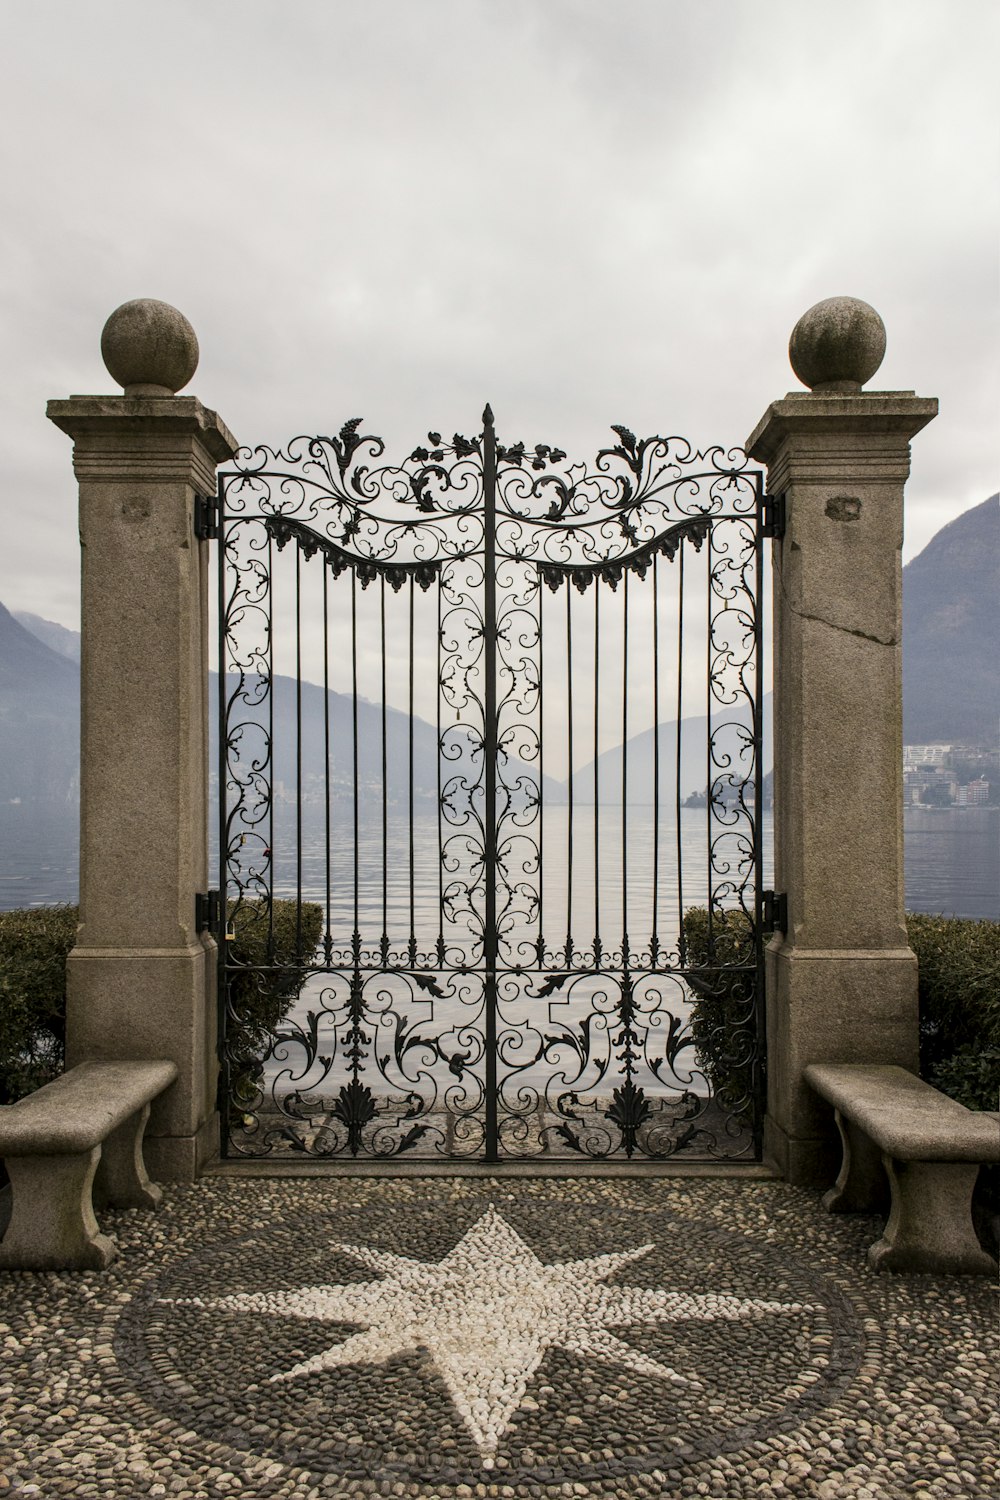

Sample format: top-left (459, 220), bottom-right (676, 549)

top-left (408, 574), bottom-right (416, 960)
top-left (565, 584), bottom-right (574, 959)
top-left (652, 553), bottom-right (660, 959)
top-left (621, 569), bottom-right (629, 948)
top-left (593, 584), bottom-right (600, 951)
top-left (483, 405), bottom-right (498, 1161)
top-left (267, 530), bottom-right (275, 960)
top-left (381, 576), bottom-right (388, 955)
top-left (350, 567), bottom-right (363, 1153)
top-left (295, 545), bottom-right (303, 955)
top-left (706, 525), bottom-right (713, 951)
top-left (753, 482), bottom-right (767, 1156)
top-left (437, 574), bottom-right (444, 963)
top-left (216, 478), bottom-right (229, 1156)
top-left (352, 569), bottom-right (359, 945)
top-left (323, 561), bottom-right (332, 959)
top-left (537, 580), bottom-right (544, 962)
top-left (676, 542), bottom-right (686, 965)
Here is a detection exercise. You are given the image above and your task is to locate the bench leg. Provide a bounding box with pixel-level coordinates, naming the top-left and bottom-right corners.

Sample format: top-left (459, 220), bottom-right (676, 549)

top-left (0, 1147), bottom-right (116, 1271)
top-left (822, 1110), bottom-right (890, 1214)
top-left (93, 1102), bottom-right (163, 1210)
top-left (869, 1157), bottom-right (999, 1275)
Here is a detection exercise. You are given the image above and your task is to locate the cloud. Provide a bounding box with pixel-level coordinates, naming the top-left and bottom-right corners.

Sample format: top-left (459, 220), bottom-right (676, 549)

top-left (0, 0), bottom-right (997, 627)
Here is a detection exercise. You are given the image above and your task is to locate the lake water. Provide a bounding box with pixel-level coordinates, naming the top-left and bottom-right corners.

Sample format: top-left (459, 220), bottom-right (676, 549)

top-left (0, 804), bottom-right (997, 921)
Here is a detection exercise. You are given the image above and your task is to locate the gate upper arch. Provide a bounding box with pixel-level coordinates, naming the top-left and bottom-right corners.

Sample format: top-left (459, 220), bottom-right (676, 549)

top-left (215, 407), bottom-right (770, 1163)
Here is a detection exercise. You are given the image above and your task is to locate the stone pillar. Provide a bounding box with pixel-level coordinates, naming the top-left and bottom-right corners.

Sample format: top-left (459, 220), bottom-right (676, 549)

top-left (47, 299), bottom-right (238, 1181)
top-left (746, 297), bottom-right (937, 1186)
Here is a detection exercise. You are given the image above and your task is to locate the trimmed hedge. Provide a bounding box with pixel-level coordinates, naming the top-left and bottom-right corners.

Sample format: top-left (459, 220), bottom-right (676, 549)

top-left (221, 899), bottom-right (324, 1120)
top-left (0, 906), bottom-right (77, 1104)
top-left (907, 913), bottom-right (1000, 1110)
top-left (3, 903), bottom-right (996, 1115)
top-left (0, 901), bottom-right (323, 1110)
top-left (683, 907), bottom-right (1000, 1113)
top-left (682, 906), bottom-right (758, 1115)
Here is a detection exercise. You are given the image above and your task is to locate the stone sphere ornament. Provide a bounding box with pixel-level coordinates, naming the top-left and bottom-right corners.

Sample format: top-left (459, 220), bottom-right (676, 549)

top-left (101, 298), bottom-right (200, 395)
top-left (788, 296), bottom-right (886, 393)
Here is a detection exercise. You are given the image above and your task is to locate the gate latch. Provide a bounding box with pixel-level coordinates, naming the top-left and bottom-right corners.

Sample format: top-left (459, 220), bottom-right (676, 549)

top-left (761, 493), bottom-right (786, 540)
top-left (195, 890), bottom-right (221, 934)
top-left (762, 890), bottom-right (788, 936)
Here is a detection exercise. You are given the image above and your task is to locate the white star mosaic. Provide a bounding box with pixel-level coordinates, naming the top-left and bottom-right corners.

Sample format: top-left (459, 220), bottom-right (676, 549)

top-left (164, 1206), bottom-right (811, 1465)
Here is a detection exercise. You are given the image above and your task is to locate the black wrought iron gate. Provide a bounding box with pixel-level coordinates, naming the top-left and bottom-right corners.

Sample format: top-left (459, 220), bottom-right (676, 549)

top-left (215, 410), bottom-right (771, 1162)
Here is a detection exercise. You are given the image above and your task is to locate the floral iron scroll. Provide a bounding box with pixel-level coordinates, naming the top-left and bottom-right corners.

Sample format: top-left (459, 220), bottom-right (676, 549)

top-left (217, 413), bottom-right (766, 1161)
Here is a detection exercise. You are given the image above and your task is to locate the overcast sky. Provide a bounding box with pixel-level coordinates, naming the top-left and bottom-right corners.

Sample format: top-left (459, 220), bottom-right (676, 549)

top-left (1, 0), bottom-right (997, 634)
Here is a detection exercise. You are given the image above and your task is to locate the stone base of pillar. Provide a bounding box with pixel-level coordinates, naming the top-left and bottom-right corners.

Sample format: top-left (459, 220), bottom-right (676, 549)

top-left (66, 944), bottom-right (217, 1182)
top-left (144, 1110), bottom-right (220, 1182)
top-left (763, 1113), bottom-right (841, 1187)
top-left (765, 942), bottom-right (919, 1187)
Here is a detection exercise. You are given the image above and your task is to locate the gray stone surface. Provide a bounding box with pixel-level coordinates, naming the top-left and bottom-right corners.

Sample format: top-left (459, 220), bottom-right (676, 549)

top-left (0, 1148), bottom-right (113, 1273)
top-left (873, 1159), bottom-right (996, 1277)
top-left (746, 372), bottom-right (937, 1188)
top-left (0, 1061), bottom-right (177, 1156)
top-left (101, 298), bottom-right (200, 396)
top-left (0, 1062), bottom-right (176, 1270)
top-left (47, 385), bottom-right (238, 1182)
top-left (0, 1176), bottom-right (996, 1498)
top-left (788, 297), bottom-right (887, 393)
top-left (804, 1064), bottom-right (999, 1277)
top-left (805, 1065), bottom-right (1000, 1163)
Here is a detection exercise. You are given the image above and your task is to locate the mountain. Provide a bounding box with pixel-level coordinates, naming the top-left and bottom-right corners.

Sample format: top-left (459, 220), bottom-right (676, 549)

top-left (12, 610), bottom-right (80, 663)
top-left (0, 605), bottom-right (559, 814)
top-left (902, 494), bottom-right (999, 745)
top-left (5, 487), bottom-right (996, 823)
top-left (566, 694), bottom-right (773, 805)
top-left (0, 604), bottom-right (79, 805)
top-left (215, 674), bottom-right (565, 813)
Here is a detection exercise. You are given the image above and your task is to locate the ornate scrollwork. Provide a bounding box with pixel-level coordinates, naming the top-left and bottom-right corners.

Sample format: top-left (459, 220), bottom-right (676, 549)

top-left (219, 414), bottom-right (766, 1161)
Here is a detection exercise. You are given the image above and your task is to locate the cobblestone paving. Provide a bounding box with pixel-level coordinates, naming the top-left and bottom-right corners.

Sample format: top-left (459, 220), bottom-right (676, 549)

top-left (1, 1177), bottom-right (997, 1499)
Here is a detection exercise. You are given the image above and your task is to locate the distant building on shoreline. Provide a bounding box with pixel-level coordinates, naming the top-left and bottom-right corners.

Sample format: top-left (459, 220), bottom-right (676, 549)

top-left (903, 742), bottom-right (999, 808)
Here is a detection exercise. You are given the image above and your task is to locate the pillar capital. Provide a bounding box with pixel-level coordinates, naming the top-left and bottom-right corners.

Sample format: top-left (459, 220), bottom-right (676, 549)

top-left (747, 391), bottom-right (938, 491)
top-left (747, 389), bottom-right (938, 453)
top-left (47, 395), bottom-right (238, 490)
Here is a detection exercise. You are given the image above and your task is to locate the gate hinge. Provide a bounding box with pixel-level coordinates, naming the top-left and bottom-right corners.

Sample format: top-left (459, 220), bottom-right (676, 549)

top-left (761, 492), bottom-right (786, 540)
top-left (762, 890), bottom-right (788, 936)
top-left (195, 890), bottom-right (221, 934)
top-left (193, 493), bottom-right (219, 541)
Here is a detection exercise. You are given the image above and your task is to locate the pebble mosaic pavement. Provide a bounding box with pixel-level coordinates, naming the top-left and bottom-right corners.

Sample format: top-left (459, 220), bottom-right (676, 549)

top-left (0, 1177), bottom-right (997, 1500)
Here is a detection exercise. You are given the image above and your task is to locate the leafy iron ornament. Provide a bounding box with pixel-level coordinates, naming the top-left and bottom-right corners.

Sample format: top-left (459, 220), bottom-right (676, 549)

top-left (217, 410), bottom-right (767, 1162)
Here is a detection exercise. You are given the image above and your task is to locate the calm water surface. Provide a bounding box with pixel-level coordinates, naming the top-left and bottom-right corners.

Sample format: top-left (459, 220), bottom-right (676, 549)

top-left (0, 804), bottom-right (997, 922)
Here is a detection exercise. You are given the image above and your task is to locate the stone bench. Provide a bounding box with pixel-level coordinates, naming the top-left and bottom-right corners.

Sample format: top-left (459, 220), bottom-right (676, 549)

top-left (0, 1059), bottom-right (177, 1271)
top-left (804, 1062), bottom-right (1000, 1275)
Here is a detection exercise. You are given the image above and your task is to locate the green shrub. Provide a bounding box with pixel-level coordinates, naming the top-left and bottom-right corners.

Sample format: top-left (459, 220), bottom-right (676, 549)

top-left (907, 913), bottom-right (1000, 1110)
top-left (0, 900), bottom-right (323, 1113)
top-left (222, 899), bottom-right (324, 1119)
top-left (0, 906), bottom-right (77, 1103)
top-left (683, 907), bottom-right (1000, 1115)
top-left (682, 905), bottom-right (759, 1118)
top-left (931, 1047), bottom-right (1000, 1113)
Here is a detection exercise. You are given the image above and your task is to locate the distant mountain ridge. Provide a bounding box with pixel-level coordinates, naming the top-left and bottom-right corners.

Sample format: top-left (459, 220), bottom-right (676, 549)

top-left (2, 493), bottom-right (996, 878)
top-left (902, 494), bottom-right (999, 745)
top-left (0, 603), bottom-right (79, 805)
top-left (568, 695), bottom-right (773, 805)
top-left (215, 673), bottom-right (565, 813)
top-left (12, 610), bottom-right (80, 664)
